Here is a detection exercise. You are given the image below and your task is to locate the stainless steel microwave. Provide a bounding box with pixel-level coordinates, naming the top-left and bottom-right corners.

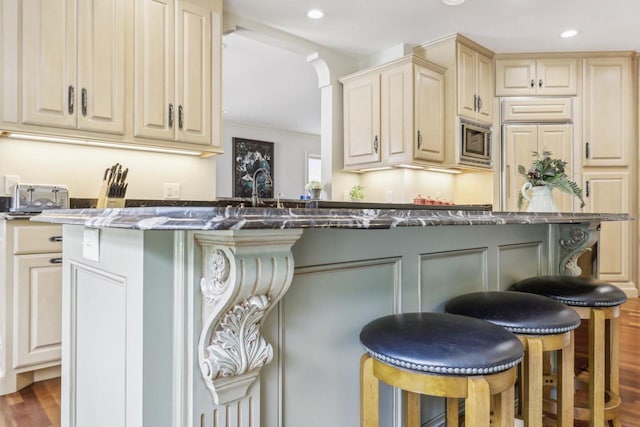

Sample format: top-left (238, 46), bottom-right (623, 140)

top-left (460, 118), bottom-right (492, 167)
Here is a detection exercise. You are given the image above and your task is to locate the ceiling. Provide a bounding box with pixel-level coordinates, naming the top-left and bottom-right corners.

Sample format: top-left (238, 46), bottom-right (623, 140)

top-left (222, 0), bottom-right (640, 136)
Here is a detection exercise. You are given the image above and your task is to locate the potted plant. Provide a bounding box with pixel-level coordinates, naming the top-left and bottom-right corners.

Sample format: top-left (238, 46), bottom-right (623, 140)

top-left (306, 180), bottom-right (324, 200)
top-left (517, 151), bottom-right (585, 212)
top-left (348, 184), bottom-right (365, 202)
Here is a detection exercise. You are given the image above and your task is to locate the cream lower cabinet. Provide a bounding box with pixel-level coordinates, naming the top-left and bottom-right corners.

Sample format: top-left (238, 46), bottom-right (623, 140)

top-left (342, 55), bottom-right (445, 170)
top-left (21, 0), bottom-right (126, 134)
top-left (134, 0), bottom-right (218, 146)
top-left (582, 170), bottom-right (632, 286)
top-left (504, 124), bottom-right (573, 212)
top-left (0, 221), bottom-right (63, 395)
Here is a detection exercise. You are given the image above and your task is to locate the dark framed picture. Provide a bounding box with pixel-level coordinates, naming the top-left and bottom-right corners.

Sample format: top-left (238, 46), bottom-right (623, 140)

top-left (232, 138), bottom-right (274, 199)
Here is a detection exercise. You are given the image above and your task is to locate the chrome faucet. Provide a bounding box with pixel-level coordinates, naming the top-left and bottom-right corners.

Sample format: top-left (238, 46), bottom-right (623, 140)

top-left (250, 168), bottom-right (273, 207)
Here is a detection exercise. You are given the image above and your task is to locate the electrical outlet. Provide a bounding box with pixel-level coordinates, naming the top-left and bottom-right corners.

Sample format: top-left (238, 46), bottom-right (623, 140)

top-left (164, 182), bottom-right (181, 200)
top-left (4, 175), bottom-right (19, 194)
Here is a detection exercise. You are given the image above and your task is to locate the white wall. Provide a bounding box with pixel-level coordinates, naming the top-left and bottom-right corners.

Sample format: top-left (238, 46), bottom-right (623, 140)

top-left (217, 122), bottom-right (321, 199)
top-left (0, 137), bottom-right (216, 200)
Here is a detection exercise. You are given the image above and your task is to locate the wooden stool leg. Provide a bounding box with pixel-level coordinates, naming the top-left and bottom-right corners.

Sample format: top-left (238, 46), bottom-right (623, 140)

top-left (360, 354), bottom-right (379, 427)
top-left (607, 314), bottom-right (621, 427)
top-left (557, 331), bottom-right (574, 427)
top-left (447, 398), bottom-right (459, 427)
top-left (403, 391), bottom-right (420, 426)
top-left (465, 377), bottom-right (490, 427)
top-left (523, 337), bottom-right (543, 427)
top-left (493, 383), bottom-right (515, 427)
top-left (589, 309), bottom-right (605, 427)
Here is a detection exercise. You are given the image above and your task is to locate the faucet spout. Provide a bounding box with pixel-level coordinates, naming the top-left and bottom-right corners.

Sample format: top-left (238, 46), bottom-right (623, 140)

top-left (250, 168), bottom-right (273, 207)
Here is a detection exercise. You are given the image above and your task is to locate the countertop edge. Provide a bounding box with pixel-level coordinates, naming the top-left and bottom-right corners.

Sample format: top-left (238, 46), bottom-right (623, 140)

top-left (26, 207), bottom-right (634, 230)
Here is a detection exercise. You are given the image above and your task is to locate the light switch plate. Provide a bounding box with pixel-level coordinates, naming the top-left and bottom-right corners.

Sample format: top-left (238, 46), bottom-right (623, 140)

top-left (82, 228), bottom-right (100, 262)
top-left (4, 175), bottom-right (19, 194)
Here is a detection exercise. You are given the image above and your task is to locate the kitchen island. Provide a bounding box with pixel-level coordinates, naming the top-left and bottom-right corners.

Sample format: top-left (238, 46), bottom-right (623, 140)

top-left (33, 207), bottom-right (631, 427)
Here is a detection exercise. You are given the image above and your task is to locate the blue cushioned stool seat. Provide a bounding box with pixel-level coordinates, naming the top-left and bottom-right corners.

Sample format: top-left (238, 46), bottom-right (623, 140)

top-left (444, 291), bottom-right (580, 427)
top-left (512, 276), bottom-right (626, 426)
top-left (444, 291), bottom-right (581, 335)
top-left (359, 312), bottom-right (524, 375)
top-left (511, 275), bottom-right (627, 307)
top-left (359, 312), bottom-right (524, 427)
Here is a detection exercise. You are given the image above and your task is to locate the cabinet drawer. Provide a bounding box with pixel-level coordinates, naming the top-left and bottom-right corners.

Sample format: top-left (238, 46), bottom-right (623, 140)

top-left (502, 98), bottom-right (572, 122)
top-left (13, 225), bottom-right (63, 254)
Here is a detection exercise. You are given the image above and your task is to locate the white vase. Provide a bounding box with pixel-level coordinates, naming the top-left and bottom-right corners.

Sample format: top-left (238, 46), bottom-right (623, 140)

top-left (520, 183), bottom-right (558, 213)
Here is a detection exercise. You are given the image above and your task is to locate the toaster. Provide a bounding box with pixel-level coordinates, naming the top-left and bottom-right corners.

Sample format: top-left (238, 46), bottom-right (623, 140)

top-left (11, 184), bottom-right (69, 213)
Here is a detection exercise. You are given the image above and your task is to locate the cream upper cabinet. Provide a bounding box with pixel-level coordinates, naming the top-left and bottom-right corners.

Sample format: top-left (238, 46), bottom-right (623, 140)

top-left (22, 0), bottom-right (126, 134)
top-left (457, 43), bottom-right (493, 124)
top-left (582, 170), bottom-right (631, 283)
top-left (414, 64), bottom-right (444, 162)
top-left (342, 56), bottom-right (445, 169)
top-left (582, 57), bottom-right (632, 167)
top-left (504, 124), bottom-right (573, 212)
top-left (134, 0), bottom-right (215, 145)
top-left (496, 58), bottom-right (577, 96)
top-left (343, 73), bottom-right (381, 167)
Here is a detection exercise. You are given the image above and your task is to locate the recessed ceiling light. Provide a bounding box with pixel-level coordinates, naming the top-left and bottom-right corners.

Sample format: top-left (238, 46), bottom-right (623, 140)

top-left (442, 0), bottom-right (466, 5)
top-left (307, 9), bottom-right (324, 19)
top-left (560, 29), bottom-right (578, 38)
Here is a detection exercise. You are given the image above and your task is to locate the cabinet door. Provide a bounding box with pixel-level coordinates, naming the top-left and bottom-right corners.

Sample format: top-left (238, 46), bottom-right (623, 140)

top-left (134, 0), bottom-right (176, 141)
top-left (538, 124), bottom-right (573, 211)
top-left (22, 0), bottom-right (77, 129)
top-left (536, 58), bottom-right (577, 96)
top-left (504, 125), bottom-right (538, 211)
top-left (476, 52), bottom-right (493, 123)
top-left (343, 74), bottom-right (381, 167)
top-left (457, 44), bottom-right (477, 120)
top-left (414, 65), bottom-right (444, 162)
top-left (583, 57), bottom-right (632, 167)
top-left (77, 0), bottom-right (126, 134)
top-left (495, 59), bottom-right (535, 96)
top-left (176, 0), bottom-right (211, 145)
top-left (381, 63), bottom-right (413, 164)
top-left (13, 254), bottom-right (62, 368)
top-left (582, 170), bottom-right (630, 283)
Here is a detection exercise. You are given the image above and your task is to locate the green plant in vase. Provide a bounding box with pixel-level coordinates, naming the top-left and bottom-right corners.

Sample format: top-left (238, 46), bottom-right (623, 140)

top-left (349, 184), bottom-right (365, 201)
top-left (517, 151), bottom-right (585, 210)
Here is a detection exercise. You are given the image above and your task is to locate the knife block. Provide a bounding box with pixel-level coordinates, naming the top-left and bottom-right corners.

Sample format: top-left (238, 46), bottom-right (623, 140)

top-left (105, 197), bottom-right (126, 208)
top-left (96, 183), bottom-right (109, 208)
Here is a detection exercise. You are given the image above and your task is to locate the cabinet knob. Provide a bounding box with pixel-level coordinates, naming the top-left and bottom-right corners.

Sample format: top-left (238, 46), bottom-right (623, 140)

top-left (538, 79), bottom-right (543, 88)
top-left (168, 103), bottom-right (174, 129)
top-left (530, 79), bottom-right (535, 88)
top-left (373, 135), bottom-right (379, 154)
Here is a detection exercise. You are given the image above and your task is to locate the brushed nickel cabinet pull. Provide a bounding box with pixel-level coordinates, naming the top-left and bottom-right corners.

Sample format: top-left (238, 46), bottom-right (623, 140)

top-left (81, 88), bottom-right (87, 117)
top-left (373, 135), bottom-right (379, 154)
top-left (68, 85), bottom-right (74, 114)
top-left (168, 103), bottom-right (174, 128)
top-left (586, 180), bottom-right (590, 197)
top-left (49, 257), bottom-right (63, 264)
top-left (530, 79), bottom-right (535, 88)
top-left (538, 79), bottom-right (543, 88)
top-left (417, 130), bottom-right (422, 149)
top-left (178, 105), bottom-right (184, 129)
top-left (585, 142), bottom-right (590, 159)
top-left (49, 236), bottom-right (63, 242)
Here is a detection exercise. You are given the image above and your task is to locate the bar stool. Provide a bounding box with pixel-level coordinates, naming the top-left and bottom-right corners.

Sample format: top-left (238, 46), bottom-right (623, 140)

top-left (512, 276), bottom-right (627, 427)
top-left (359, 312), bottom-right (524, 427)
top-left (445, 291), bottom-right (581, 427)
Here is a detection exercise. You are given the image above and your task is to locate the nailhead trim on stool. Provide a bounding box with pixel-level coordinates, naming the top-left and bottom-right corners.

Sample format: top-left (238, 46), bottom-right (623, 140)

top-left (359, 312), bottom-right (525, 427)
top-left (512, 275), bottom-right (627, 426)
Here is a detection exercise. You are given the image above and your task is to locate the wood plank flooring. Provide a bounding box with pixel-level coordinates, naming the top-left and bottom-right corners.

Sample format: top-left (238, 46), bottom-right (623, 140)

top-left (0, 298), bottom-right (639, 426)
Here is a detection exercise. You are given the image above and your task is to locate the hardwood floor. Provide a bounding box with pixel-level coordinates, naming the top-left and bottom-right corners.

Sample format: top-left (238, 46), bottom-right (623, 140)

top-left (0, 298), bottom-right (639, 426)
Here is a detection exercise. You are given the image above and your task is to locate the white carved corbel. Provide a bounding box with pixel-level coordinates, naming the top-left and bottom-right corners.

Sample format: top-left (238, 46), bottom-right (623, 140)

top-left (195, 229), bottom-right (302, 404)
top-left (559, 223), bottom-right (599, 276)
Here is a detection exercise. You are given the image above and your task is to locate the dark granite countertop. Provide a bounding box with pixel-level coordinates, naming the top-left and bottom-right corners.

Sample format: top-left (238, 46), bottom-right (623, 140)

top-left (30, 206), bottom-right (633, 230)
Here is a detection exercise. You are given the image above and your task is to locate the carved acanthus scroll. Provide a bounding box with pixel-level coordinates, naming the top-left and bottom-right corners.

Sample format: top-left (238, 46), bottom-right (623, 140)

top-left (559, 223), bottom-right (599, 276)
top-left (195, 230), bottom-right (302, 405)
